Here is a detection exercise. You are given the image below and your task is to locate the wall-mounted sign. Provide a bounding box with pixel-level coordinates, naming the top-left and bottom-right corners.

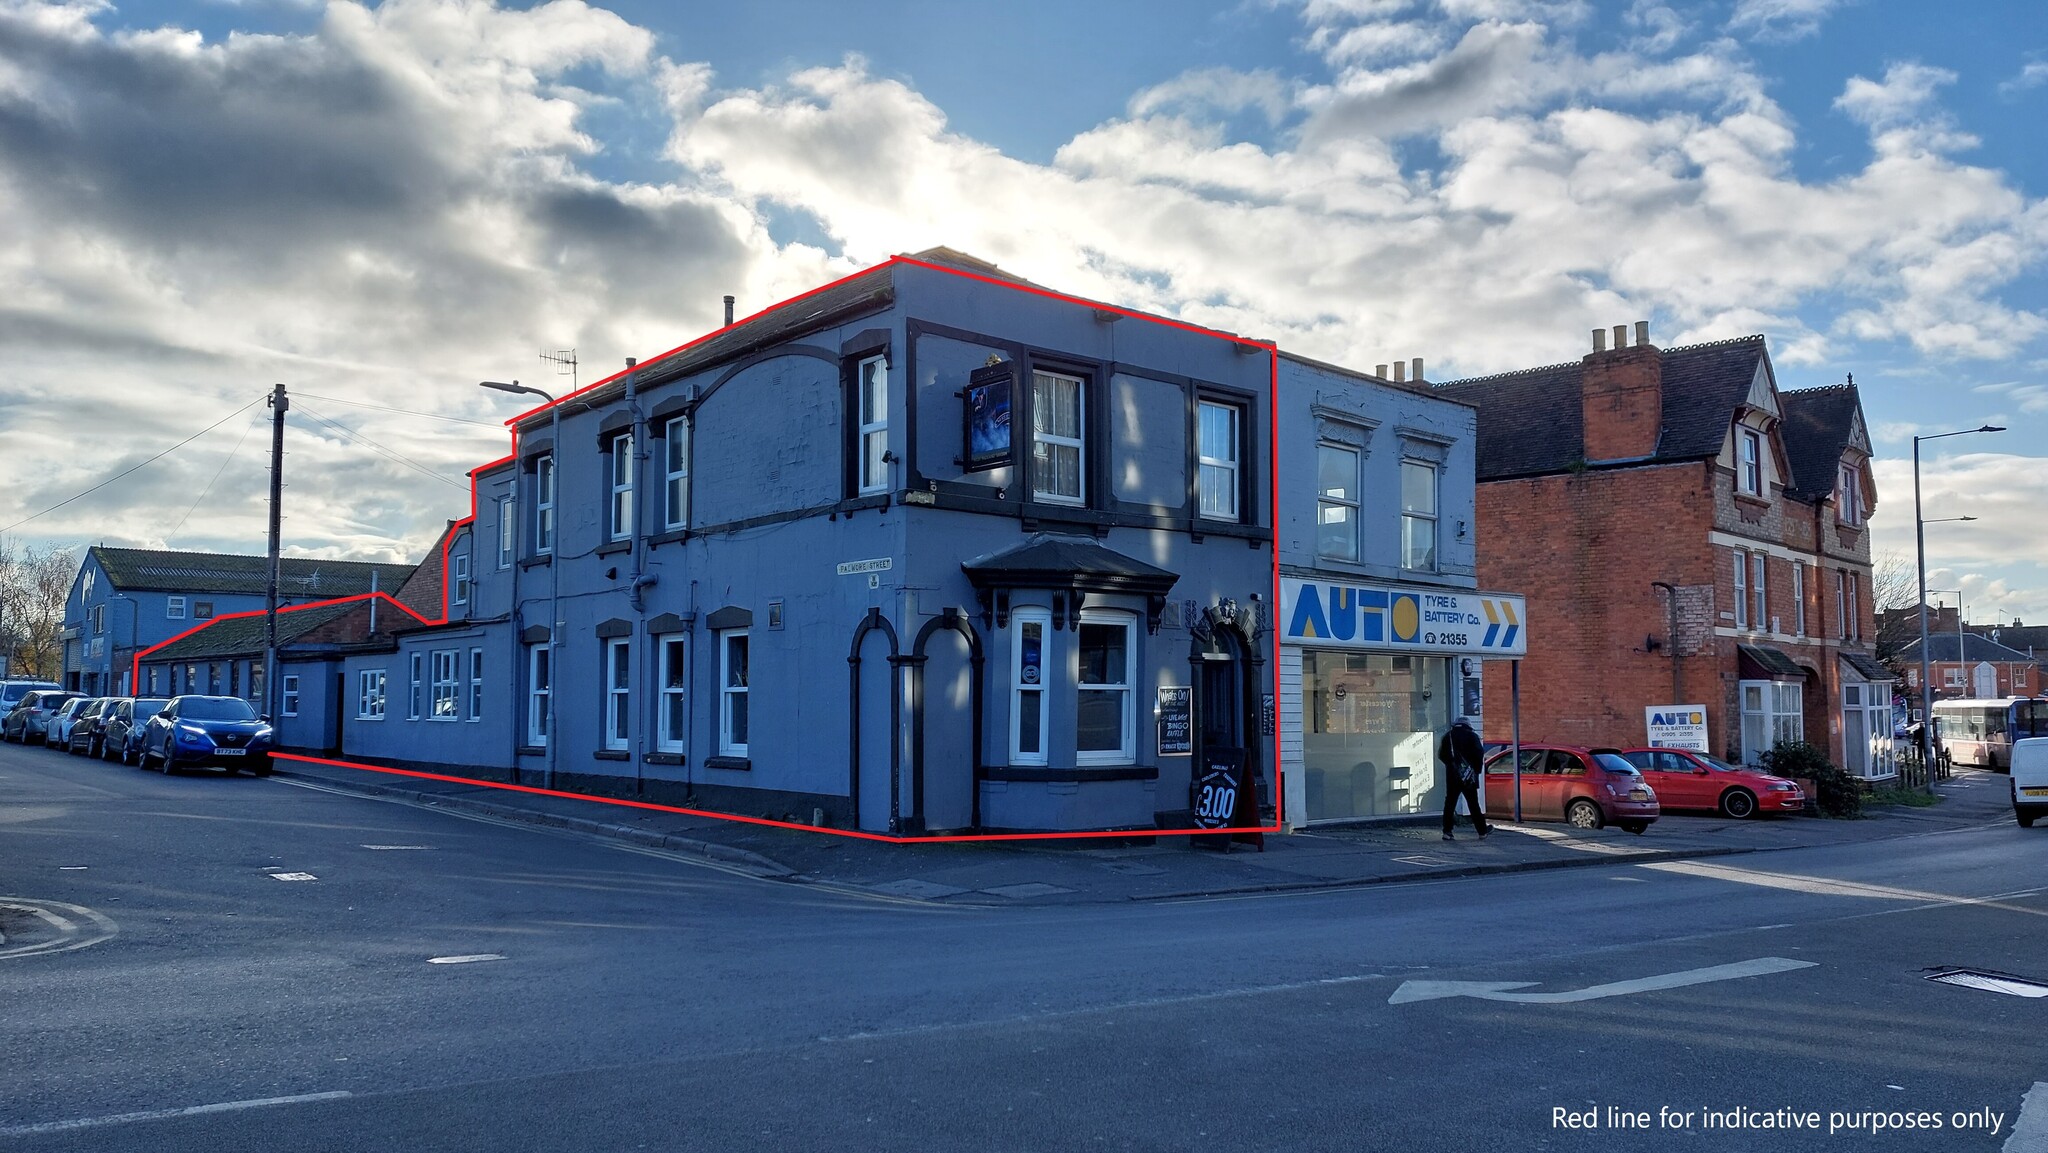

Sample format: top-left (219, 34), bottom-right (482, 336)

top-left (1280, 578), bottom-right (1527, 656)
top-left (836, 558), bottom-right (893, 577)
top-left (1157, 685), bottom-right (1192, 755)
top-left (1646, 706), bottom-right (1709, 751)
top-left (961, 362), bottom-right (1012, 472)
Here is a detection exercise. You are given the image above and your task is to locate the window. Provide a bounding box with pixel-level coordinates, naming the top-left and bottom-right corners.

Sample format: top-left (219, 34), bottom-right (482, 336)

top-left (1733, 550), bottom-right (1749, 629)
top-left (1401, 460), bottom-right (1437, 571)
top-left (1317, 444), bottom-right (1361, 563)
top-left (609, 432), bottom-right (634, 541)
top-left (430, 650), bottom-right (458, 720)
top-left (858, 354), bottom-right (889, 496)
top-left (1739, 429), bottom-right (1762, 495)
top-left (535, 455), bottom-right (556, 554)
top-left (282, 675), bottom-right (301, 718)
top-left (1197, 401), bottom-right (1240, 521)
top-left (497, 495), bottom-right (514, 568)
top-left (194, 601), bottom-right (214, 619)
top-left (357, 670), bottom-right (386, 720)
top-left (452, 552), bottom-right (470, 607)
top-left (185, 664), bottom-right (198, 693)
top-left (1945, 667), bottom-right (1965, 688)
top-left (408, 652), bottom-right (423, 720)
top-left (1835, 570), bottom-right (1848, 640)
top-left (1010, 609), bottom-right (1049, 766)
top-left (605, 637), bottom-right (631, 752)
top-left (526, 645), bottom-right (550, 747)
top-left (1838, 463), bottom-right (1863, 525)
top-left (468, 648), bottom-right (483, 722)
top-left (167, 596), bottom-right (187, 620)
top-left (1739, 679), bottom-right (1803, 763)
top-left (1751, 552), bottom-right (1767, 632)
top-left (1846, 572), bottom-right (1860, 641)
top-left (1793, 562), bottom-right (1806, 637)
top-left (659, 636), bottom-right (687, 753)
top-left (1029, 370), bottom-right (1084, 505)
top-left (1076, 612), bottom-right (1135, 764)
top-left (92, 604), bottom-right (104, 634)
top-left (719, 632), bottom-right (748, 756)
top-left (664, 415), bottom-right (689, 530)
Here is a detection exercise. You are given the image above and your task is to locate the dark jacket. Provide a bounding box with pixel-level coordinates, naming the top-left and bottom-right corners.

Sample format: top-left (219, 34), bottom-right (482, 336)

top-left (1438, 721), bottom-right (1485, 778)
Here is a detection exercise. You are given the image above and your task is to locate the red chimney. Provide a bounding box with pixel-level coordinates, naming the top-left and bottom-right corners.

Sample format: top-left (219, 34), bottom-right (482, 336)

top-left (1581, 320), bottom-right (1662, 462)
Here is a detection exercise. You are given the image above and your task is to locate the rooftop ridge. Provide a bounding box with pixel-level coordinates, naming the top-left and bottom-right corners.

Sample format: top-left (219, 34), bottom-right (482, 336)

top-left (1430, 358), bottom-right (1581, 389)
top-left (1659, 333), bottom-right (1766, 355)
top-left (1780, 382), bottom-right (1857, 396)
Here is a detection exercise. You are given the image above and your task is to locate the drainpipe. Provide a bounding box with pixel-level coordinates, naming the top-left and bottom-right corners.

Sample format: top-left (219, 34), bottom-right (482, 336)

top-left (626, 361), bottom-right (650, 792)
top-left (1652, 581), bottom-right (1680, 707)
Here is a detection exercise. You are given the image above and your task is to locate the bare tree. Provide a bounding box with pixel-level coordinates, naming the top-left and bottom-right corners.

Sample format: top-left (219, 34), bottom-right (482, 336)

top-left (1871, 550), bottom-right (1917, 612)
top-left (0, 540), bottom-right (76, 681)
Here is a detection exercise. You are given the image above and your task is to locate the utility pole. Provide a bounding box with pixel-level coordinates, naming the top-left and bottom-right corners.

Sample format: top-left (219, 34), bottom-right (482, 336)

top-left (264, 383), bottom-right (288, 720)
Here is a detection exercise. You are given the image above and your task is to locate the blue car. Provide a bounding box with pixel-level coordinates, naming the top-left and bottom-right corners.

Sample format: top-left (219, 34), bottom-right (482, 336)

top-left (139, 695), bottom-right (274, 776)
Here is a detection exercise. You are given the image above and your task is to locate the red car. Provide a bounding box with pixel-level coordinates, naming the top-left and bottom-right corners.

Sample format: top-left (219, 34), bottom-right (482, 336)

top-left (1482, 744), bottom-right (1660, 833)
top-left (1617, 748), bottom-right (1805, 818)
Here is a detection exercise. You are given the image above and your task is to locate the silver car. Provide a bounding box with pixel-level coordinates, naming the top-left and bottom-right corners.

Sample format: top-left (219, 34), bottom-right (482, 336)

top-left (3, 690), bottom-right (80, 744)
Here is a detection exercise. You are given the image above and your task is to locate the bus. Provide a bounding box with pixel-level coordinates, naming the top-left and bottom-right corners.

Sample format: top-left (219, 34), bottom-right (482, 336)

top-left (1930, 698), bottom-right (2048, 771)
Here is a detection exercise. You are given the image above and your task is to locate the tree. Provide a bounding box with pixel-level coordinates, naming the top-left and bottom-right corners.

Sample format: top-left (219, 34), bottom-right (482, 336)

top-left (0, 540), bottom-right (76, 681)
top-left (1872, 549), bottom-right (1923, 674)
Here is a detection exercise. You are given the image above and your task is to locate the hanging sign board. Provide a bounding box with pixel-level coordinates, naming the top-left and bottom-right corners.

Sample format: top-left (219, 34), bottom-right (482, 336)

top-left (1645, 706), bottom-right (1710, 751)
top-left (1157, 686), bottom-right (1192, 756)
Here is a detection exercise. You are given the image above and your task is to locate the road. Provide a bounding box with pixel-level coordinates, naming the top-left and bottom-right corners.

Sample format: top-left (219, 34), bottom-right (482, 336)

top-left (2, 738), bottom-right (2045, 1151)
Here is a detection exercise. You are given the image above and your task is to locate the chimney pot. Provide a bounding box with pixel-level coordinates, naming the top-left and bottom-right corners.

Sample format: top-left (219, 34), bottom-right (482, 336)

top-left (1393, 362), bottom-right (1406, 383)
top-left (1634, 320), bottom-right (1649, 347)
top-left (1613, 324), bottom-right (1628, 350)
top-left (1411, 357), bottom-right (1424, 383)
top-left (625, 357), bottom-right (637, 369)
top-left (1593, 328), bottom-right (1607, 352)
top-left (723, 295), bottom-right (735, 326)
top-left (1375, 364), bottom-right (1389, 378)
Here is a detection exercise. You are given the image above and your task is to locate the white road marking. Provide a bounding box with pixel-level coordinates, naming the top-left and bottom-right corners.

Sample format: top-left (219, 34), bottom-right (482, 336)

top-left (360, 845), bottom-right (431, 850)
top-left (58, 866), bottom-right (86, 870)
top-left (1389, 956), bottom-right (1817, 1005)
top-left (269, 872), bottom-right (317, 881)
top-left (2007, 1083), bottom-right (2048, 1153)
top-left (0, 898), bottom-right (114, 960)
top-left (426, 953), bottom-right (506, 964)
top-left (0, 1091), bottom-right (353, 1138)
top-left (1492, 825), bottom-right (1655, 855)
top-left (1641, 860), bottom-right (2048, 916)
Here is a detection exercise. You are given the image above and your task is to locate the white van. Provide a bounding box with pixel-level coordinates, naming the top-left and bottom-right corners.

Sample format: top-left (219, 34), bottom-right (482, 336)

top-left (2009, 736), bottom-right (2048, 828)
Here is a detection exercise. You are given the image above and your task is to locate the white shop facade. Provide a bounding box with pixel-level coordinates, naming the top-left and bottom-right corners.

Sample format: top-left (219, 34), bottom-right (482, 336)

top-left (1279, 577), bottom-right (1528, 825)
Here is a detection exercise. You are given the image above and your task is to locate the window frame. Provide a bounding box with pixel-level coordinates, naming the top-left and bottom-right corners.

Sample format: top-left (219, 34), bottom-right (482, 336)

top-left (1835, 570), bottom-right (1848, 640)
top-left (408, 651), bottom-right (423, 720)
top-left (719, 631), bottom-right (749, 757)
top-left (1028, 369), bottom-right (1086, 507)
top-left (1009, 608), bottom-right (1051, 767)
top-left (1400, 458), bottom-right (1438, 573)
top-left (663, 415), bottom-right (690, 531)
top-left (1739, 428), bottom-right (1762, 496)
top-left (1075, 609), bottom-right (1136, 766)
top-left (1751, 551), bottom-right (1767, 632)
top-left (1733, 550), bottom-right (1749, 630)
top-left (167, 596), bottom-right (187, 620)
top-left (526, 644), bottom-right (550, 747)
top-left (535, 454), bottom-right (556, 555)
top-left (451, 551), bottom-right (470, 607)
top-left (658, 635), bottom-right (687, 754)
top-left (1792, 561), bottom-right (1806, 637)
top-left (608, 432), bottom-right (634, 542)
top-left (604, 636), bottom-right (631, 752)
top-left (497, 495), bottom-right (514, 568)
top-left (357, 670), bottom-right (386, 721)
top-left (1196, 399), bottom-right (1241, 522)
top-left (1316, 441), bottom-right (1362, 564)
top-left (281, 674), bottom-right (301, 718)
top-left (857, 353), bottom-right (890, 497)
top-left (1838, 462), bottom-right (1863, 526)
top-left (430, 649), bottom-right (459, 721)
top-left (194, 601), bottom-right (214, 620)
top-left (467, 648), bottom-right (483, 722)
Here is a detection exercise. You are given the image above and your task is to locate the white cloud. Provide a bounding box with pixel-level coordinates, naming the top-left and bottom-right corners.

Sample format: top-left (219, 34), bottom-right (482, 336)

top-left (2001, 60), bottom-right (2048, 96)
top-left (1727, 0), bottom-right (1847, 43)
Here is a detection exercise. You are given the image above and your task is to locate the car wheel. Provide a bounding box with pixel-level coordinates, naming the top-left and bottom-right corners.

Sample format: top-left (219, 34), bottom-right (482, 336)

top-left (1720, 789), bottom-right (1758, 819)
top-left (1620, 820), bottom-right (1650, 835)
top-left (159, 742), bottom-right (179, 775)
top-left (1566, 799), bottom-right (1604, 830)
top-left (2021, 813), bottom-right (2037, 829)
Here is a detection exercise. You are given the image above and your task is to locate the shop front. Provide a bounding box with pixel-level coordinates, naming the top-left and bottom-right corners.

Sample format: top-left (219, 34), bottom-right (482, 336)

top-left (1280, 578), bottom-right (1527, 825)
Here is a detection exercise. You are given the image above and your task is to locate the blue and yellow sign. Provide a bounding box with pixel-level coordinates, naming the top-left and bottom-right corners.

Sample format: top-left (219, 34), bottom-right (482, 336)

top-left (1280, 578), bottom-right (1527, 656)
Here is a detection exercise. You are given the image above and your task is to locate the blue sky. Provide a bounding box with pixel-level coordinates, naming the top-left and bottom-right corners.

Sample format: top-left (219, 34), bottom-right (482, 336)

top-left (2, 0), bottom-right (2045, 620)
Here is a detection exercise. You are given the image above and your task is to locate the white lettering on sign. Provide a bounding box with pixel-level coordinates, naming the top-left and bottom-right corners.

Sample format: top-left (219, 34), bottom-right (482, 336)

top-left (837, 558), bottom-right (893, 576)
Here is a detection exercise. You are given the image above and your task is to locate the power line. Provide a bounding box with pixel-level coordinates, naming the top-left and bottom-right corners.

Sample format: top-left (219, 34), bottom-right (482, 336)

top-left (0, 394), bottom-right (268, 534)
top-left (166, 410), bottom-right (265, 545)
top-left (296, 403), bottom-right (470, 491)
top-left (292, 391), bottom-right (503, 429)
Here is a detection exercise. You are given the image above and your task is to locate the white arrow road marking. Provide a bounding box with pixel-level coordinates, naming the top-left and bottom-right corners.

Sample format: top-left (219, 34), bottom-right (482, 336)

top-left (268, 872), bottom-right (317, 881)
top-left (0, 1092), bottom-right (353, 1138)
top-left (1389, 957), bottom-right (1816, 1005)
top-left (2007, 1082), bottom-right (2048, 1153)
top-left (426, 953), bottom-right (506, 964)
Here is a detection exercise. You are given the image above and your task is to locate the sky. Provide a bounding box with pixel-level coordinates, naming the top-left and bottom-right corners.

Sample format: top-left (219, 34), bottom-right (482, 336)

top-left (0, 0), bottom-right (2043, 623)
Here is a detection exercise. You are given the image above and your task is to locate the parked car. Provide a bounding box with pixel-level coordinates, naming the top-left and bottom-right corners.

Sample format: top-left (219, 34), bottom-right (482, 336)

top-left (2012, 737), bottom-right (2048, 828)
top-left (100, 698), bottom-right (170, 764)
top-left (1483, 743), bottom-right (1660, 833)
top-left (0, 678), bottom-right (61, 715)
top-left (44, 697), bottom-right (98, 748)
top-left (62, 697), bottom-right (114, 755)
top-left (1616, 747), bottom-right (1805, 818)
top-left (2, 689), bottom-right (77, 743)
top-left (140, 695), bottom-right (274, 775)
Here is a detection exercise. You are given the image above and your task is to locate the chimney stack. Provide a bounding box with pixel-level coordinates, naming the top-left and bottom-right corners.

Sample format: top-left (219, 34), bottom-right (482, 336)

top-left (1581, 319), bottom-right (1663, 462)
top-left (723, 295), bottom-right (735, 326)
top-left (1411, 357), bottom-right (1424, 383)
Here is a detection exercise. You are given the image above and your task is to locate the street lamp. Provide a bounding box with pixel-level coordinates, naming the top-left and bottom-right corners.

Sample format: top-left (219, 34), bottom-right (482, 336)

top-left (480, 380), bottom-right (560, 791)
top-left (1915, 426), bottom-right (2003, 789)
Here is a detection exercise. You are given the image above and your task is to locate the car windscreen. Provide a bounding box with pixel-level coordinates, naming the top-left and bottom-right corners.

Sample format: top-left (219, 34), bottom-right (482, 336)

top-left (179, 698), bottom-right (258, 721)
top-left (133, 701), bottom-right (169, 719)
top-left (1592, 753), bottom-right (1642, 775)
top-left (1702, 755), bottom-right (1748, 773)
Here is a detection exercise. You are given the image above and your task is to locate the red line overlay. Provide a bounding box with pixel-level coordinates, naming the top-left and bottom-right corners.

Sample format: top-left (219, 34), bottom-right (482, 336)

top-left (151, 253), bottom-right (1287, 842)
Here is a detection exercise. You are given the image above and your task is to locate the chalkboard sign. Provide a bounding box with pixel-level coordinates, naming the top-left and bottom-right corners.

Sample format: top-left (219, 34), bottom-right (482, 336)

top-left (1158, 686), bottom-right (1192, 756)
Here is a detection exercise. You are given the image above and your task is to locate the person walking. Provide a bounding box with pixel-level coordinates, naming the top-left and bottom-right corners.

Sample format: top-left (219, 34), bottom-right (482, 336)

top-left (1439, 716), bottom-right (1490, 840)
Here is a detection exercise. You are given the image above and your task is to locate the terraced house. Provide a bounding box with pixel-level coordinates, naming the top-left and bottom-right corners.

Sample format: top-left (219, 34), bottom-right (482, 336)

top-left (1438, 324), bottom-right (1891, 780)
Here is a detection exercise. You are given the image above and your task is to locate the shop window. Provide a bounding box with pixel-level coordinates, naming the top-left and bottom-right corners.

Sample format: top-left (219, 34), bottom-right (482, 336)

top-left (1300, 651), bottom-right (1451, 819)
top-left (526, 645), bottom-right (550, 746)
top-left (1010, 609), bottom-right (1049, 766)
top-left (1197, 401), bottom-right (1240, 521)
top-left (659, 636), bottom-right (687, 753)
top-left (858, 354), bottom-right (889, 496)
top-left (357, 670), bottom-right (386, 720)
top-left (1317, 443), bottom-right (1361, 563)
top-left (1030, 370), bottom-right (1085, 506)
top-left (609, 433), bottom-right (634, 542)
top-left (1401, 460), bottom-right (1437, 571)
top-left (605, 638), bottom-right (631, 752)
top-left (664, 416), bottom-right (690, 530)
top-left (431, 650), bottom-right (459, 720)
top-left (719, 631), bottom-right (748, 756)
top-left (1076, 611), bottom-right (1135, 765)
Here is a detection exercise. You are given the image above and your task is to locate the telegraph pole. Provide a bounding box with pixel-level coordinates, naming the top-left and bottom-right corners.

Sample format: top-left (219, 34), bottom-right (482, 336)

top-left (263, 383), bottom-right (288, 719)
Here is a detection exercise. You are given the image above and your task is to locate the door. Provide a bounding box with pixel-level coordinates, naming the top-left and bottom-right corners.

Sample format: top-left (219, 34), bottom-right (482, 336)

top-left (1974, 663), bottom-right (1998, 698)
top-left (1199, 655), bottom-right (1241, 754)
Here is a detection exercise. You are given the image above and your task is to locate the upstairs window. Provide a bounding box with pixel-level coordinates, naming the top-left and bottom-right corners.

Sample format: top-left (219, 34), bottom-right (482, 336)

top-left (1838, 463), bottom-right (1864, 526)
top-left (1317, 443), bottom-right (1361, 563)
top-left (1751, 552), bottom-right (1767, 631)
top-left (452, 552), bottom-right (470, 607)
top-left (1793, 562), bottom-right (1806, 637)
top-left (664, 416), bottom-right (690, 531)
top-left (1197, 401), bottom-right (1240, 521)
top-left (167, 596), bottom-right (187, 620)
top-left (535, 455), bottom-right (556, 555)
top-left (1739, 429), bottom-right (1763, 496)
top-left (91, 604), bottom-right (104, 635)
top-left (1733, 550), bottom-right (1749, 629)
top-left (497, 495), bottom-right (514, 568)
top-left (608, 433), bottom-right (634, 542)
top-left (858, 354), bottom-right (890, 496)
top-left (1401, 460), bottom-right (1437, 572)
top-left (1030, 370), bottom-right (1085, 506)
top-left (194, 601), bottom-right (214, 620)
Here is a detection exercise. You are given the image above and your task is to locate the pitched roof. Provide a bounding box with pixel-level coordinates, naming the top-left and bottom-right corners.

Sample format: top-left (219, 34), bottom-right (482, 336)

top-left (1778, 385), bottom-right (1861, 500)
top-left (1431, 335), bottom-right (1768, 481)
top-left (1899, 633), bottom-right (2039, 663)
top-left (90, 547), bottom-right (407, 597)
top-left (962, 532), bottom-right (1180, 593)
top-left (147, 601), bottom-right (364, 661)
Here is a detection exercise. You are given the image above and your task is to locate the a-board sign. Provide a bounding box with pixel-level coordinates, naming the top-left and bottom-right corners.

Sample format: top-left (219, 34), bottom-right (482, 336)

top-left (1191, 747), bottom-right (1247, 830)
top-left (1646, 706), bottom-right (1710, 751)
top-left (1157, 685), bottom-right (1192, 756)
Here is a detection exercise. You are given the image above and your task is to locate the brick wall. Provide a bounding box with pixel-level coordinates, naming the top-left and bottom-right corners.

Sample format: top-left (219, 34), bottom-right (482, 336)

top-left (1581, 345), bottom-right (1662, 462)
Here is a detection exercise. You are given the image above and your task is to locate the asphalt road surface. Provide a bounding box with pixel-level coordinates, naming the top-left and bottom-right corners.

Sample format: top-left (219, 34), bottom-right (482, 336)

top-left (3, 739), bottom-right (2045, 1152)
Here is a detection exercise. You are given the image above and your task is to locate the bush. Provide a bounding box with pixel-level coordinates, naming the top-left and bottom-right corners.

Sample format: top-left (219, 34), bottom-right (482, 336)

top-left (1759, 740), bottom-right (1861, 818)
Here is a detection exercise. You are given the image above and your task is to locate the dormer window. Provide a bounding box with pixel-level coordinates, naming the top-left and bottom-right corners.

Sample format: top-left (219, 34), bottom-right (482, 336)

top-left (1838, 462), bottom-right (1864, 526)
top-left (1739, 429), bottom-right (1763, 496)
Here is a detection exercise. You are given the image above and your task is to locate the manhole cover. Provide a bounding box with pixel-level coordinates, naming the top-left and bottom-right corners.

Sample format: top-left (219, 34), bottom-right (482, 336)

top-left (1925, 968), bottom-right (2048, 998)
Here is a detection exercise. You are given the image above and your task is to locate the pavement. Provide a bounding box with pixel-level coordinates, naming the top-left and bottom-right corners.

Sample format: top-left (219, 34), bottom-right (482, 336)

top-left (268, 753), bottom-right (2020, 905)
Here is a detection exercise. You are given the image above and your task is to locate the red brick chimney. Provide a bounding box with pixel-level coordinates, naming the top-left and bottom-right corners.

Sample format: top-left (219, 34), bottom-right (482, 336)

top-left (1581, 320), bottom-right (1662, 462)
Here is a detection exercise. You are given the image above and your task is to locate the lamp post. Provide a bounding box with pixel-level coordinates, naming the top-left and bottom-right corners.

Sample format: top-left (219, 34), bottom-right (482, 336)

top-left (1915, 427), bottom-right (2002, 790)
top-left (481, 380), bottom-right (559, 790)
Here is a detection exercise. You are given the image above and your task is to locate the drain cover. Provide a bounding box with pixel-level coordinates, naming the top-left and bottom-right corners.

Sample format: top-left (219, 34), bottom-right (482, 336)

top-left (1925, 968), bottom-right (2048, 998)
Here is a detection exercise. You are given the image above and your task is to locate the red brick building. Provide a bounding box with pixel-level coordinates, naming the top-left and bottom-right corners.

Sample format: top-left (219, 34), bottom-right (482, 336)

top-left (1436, 324), bottom-right (1894, 780)
top-left (1899, 634), bottom-right (2042, 701)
